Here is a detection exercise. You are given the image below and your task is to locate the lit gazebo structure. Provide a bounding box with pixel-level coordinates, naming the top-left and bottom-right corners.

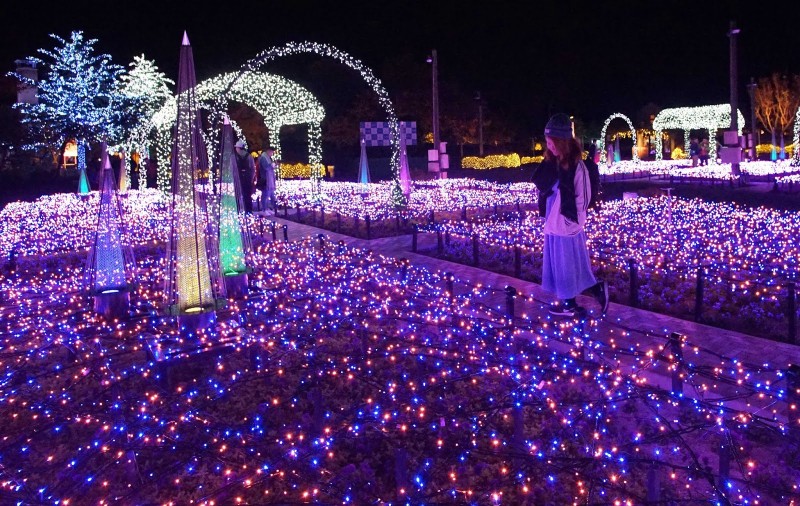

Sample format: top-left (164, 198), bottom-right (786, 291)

top-left (653, 104), bottom-right (745, 161)
top-left (150, 71), bottom-right (326, 192)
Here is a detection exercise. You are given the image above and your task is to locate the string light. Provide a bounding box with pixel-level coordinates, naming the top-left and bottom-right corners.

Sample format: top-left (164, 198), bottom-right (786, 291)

top-left (231, 42), bottom-right (405, 207)
top-left (599, 113), bottom-right (639, 165)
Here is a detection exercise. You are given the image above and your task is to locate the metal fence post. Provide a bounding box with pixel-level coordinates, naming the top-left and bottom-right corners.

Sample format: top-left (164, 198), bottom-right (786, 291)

top-left (628, 258), bottom-right (638, 307)
top-left (505, 285), bottom-right (516, 320)
top-left (669, 332), bottom-right (684, 396)
top-left (695, 266), bottom-right (704, 322)
top-left (787, 281), bottom-right (796, 344)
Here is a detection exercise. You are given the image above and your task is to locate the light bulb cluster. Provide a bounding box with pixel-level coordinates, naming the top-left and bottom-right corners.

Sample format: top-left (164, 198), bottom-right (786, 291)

top-left (417, 194), bottom-right (800, 339)
top-left (273, 179), bottom-right (539, 221)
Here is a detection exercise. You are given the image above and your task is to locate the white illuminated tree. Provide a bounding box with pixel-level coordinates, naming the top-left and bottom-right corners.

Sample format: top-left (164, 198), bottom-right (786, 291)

top-left (118, 54), bottom-right (175, 187)
top-left (10, 31), bottom-right (125, 153)
top-left (120, 54), bottom-right (174, 118)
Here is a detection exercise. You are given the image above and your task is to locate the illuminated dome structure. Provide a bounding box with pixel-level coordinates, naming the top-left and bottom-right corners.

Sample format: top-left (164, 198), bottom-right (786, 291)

top-left (151, 71), bottom-right (326, 191)
top-left (653, 104), bottom-right (744, 161)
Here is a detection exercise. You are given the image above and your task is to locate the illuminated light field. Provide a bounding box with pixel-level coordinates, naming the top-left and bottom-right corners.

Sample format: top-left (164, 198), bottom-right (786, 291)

top-left (1, 232), bottom-right (799, 504)
top-left (273, 178), bottom-right (539, 221)
top-left (599, 159), bottom-right (800, 179)
top-left (419, 196), bottom-right (800, 339)
top-left (0, 190), bottom-right (170, 258)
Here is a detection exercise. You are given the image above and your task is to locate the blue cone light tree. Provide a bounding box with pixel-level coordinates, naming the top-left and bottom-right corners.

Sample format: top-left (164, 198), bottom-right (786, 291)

top-left (163, 32), bottom-right (225, 334)
top-left (77, 142), bottom-right (90, 195)
top-left (358, 137), bottom-right (370, 195)
top-left (218, 115), bottom-right (253, 298)
top-left (85, 142), bottom-right (135, 319)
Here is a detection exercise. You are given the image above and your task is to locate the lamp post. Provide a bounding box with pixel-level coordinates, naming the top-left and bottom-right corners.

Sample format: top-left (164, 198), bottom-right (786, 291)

top-left (746, 77), bottom-right (758, 161)
top-left (728, 21), bottom-right (741, 176)
top-left (426, 50), bottom-right (440, 175)
top-left (474, 91), bottom-right (484, 157)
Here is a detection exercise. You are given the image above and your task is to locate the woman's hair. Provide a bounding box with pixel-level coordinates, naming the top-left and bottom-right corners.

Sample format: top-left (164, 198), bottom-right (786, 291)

top-left (545, 136), bottom-right (584, 169)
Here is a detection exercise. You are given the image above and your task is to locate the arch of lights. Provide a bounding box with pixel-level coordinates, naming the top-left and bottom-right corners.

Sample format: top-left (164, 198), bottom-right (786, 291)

top-left (151, 71), bottom-right (325, 191)
top-left (793, 105), bottom-right (800, 166)
top-left (652, 104), bottom-right (744, 161)
top-left (598, 113), bottom-right (638, 165)
top-left (225, 41), bottom-right (405, 206)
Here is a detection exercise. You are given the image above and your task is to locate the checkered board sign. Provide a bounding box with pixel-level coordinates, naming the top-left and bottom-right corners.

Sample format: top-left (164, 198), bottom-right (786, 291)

top-left (359, 121), bottom-right (417, 147)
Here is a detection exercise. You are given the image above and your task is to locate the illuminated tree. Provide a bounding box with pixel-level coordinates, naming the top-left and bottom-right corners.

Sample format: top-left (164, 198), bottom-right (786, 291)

top-left (754, 73), bottom-right (800, 160)
top-left (9, 31), bottom-right (125, 153)
top-left (117, 54), bottom-right (174, 187)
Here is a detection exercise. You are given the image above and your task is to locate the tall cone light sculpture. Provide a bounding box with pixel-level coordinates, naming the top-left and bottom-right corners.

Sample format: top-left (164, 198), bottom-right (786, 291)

top-left (86, 142), bottom-right (135, 319)
top-left (218, 115), bottom-right (252, 298)
top-left (357, 137), bottom-right (370, 195)
top-left (164, 32), bottom-right (225, 334)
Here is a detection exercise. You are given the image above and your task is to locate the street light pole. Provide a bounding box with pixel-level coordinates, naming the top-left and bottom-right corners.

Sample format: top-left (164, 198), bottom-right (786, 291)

top-left (747, 77), bottom-right (758, 161)
top-left (728, 21), bottom-right (741, 176)
top-left (475, 91), bottom-right (483, 157)
top-left (428, 49), bottom-right (440, 174)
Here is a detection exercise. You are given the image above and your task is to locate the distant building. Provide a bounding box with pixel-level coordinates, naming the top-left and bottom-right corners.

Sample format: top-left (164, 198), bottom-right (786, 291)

top-left (14, 59), bottom-right (38, 104)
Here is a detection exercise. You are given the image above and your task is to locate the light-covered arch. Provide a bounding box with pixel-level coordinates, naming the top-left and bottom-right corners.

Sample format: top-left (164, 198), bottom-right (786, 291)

top-left (793, 105), bottom-right (800, 166)
top-left (228, 41), bottom-right (406, 206)
top-left (652, 104), bottom-right (745, 161)
top-left (151, 71), bottom-right (325, 191)
top-left (598, 113), bottom-right (638, 166)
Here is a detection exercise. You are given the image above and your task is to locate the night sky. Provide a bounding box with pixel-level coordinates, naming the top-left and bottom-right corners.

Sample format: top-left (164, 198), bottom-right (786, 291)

top-left (1, 0), bottom-right (798, 130)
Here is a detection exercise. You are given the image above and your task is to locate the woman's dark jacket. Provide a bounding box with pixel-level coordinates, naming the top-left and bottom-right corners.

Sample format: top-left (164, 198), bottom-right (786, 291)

top-left (531, 158), bottom-right (578, 223)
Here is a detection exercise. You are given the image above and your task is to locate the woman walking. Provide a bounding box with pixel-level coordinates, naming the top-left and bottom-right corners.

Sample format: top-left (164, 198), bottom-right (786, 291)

top-left (532, 113), bottom-right (608, 316)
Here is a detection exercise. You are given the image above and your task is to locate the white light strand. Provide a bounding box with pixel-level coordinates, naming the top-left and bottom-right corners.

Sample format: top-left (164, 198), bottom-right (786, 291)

top-left (598, 113), bottom-right (639, 166)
